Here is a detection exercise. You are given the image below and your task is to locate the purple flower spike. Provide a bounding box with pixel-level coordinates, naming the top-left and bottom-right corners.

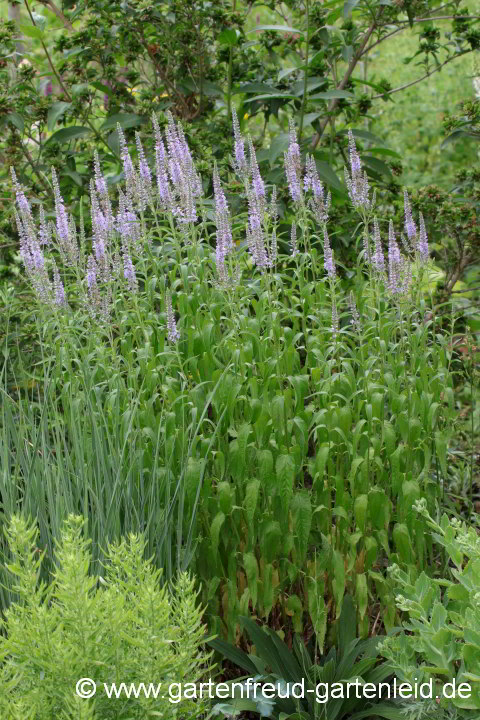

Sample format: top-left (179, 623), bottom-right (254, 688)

top-left (248, 136), bottom-right (265, 204)
top-left (348, 291), bottom-right (361, 333)
top-left (135, 131), bottom-right (152, 210)
top-left (331, 297), bottom-right (339, 341)
top-left (152, 117), bottom-right (171, 209)
top-left (93, 149), bottom-right (107, 196)
top-left (232, 106), bottom-right (247, 176)
top-left (304, 154), bottom-right (330, 224)
top-left (52, 261), bottom-right (66, 307)
top-left (284, 119), bottom-right (302, 203)
top-left (323, 226), bottom-right (336, 279)
top-left (344, 130), bottom-right (370, 210)
top-left (117, 123), bottom-right (135, 198)
top-left (388, 220), bottom-right (402, 295)
top-left (166, 292), bottom-right (180, 343)
top-left (404, 189), bottom-right (416, 244)
top-left (38, 204), bottom-right (51, 246)
top-left (373, 217), bottom-right (385, 273)
top-left (418, 212), bottom-right (429, 263)
top-left (213, 165), bottom-right (233, 279)
top-left (87, 254), bottom-right (97, 290)
top-left (291, 222), bottom-right (298, 257)
top-left (163, 111), bottom-right (201, 224)
top-left (11, 167), bottom-right (32, 222)
top-left (123, 242), bottom-right (137, 292)
top-left (52, 167), bottom-right (73, 258)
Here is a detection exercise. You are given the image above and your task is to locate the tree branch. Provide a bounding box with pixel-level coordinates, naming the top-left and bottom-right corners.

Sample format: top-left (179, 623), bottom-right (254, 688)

top-left (370, 49), bottom-right (471, 99)
top-left (310, 8), bottom-right (385, 152)
top-left (37, 0), bottom-right (74, 31)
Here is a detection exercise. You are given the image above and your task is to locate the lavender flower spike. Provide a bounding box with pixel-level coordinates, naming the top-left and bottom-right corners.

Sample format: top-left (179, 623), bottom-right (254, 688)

top-left (123, 241), bottom-right (138, 292)
top-left (117, 123), bottom-right (135, 197)
top-left (153, 126), bottom-right (171, 209)
top-left (417, 212), bottom-right (429, 263)
top-left (331, 297), bottom-right (339, 341)
top-left (51, 167), bottom-right (70, 252)
top-left (388, 220), bottom-right (401, 295)
top-left (11, 167), bottom-right (33, 221)
top-left (213, 164), bottom-right (233, 273)
top-left (372, 217), bottom-right (385, 273)
top-left (323, 226), bottom-right (336, 279)
top-left (248, 136), bottom-right (265, 204)
top-left (166, 292), bottom-right (180, 343)
top-left (284, 119), bottom-right (302, 204)
top-left (403, 189), bottom-right (416, 244)
top-left (344, 130), bottom-right (370, 210)
top-left (52, 260), bottom-right (66, 307)
top-left (135, 132), bottom-right (152, 211)
top-left (291, 222), bottom-right (298, 257)
top-left (93, 149), bottom-right (107, 196)
top-left (348, 291), bottom-right (361, 333)
top-left (232, 106), bottom-right (247, 176)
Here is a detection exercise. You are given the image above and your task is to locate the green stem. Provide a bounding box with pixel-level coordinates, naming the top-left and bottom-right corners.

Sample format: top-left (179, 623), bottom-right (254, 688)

top-left (298, 0), bottom-right (310, 142)
top-left (227, 0), bottom-right (237, 122)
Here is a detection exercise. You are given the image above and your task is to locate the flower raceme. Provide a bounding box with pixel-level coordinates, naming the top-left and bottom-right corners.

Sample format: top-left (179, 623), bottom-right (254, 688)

top-left (11, 114), bottom-right (431, 342)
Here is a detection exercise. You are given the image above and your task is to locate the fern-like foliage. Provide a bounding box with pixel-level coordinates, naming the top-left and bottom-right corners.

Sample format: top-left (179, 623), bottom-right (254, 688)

top-left (0, 514), bottom-right (213, 720)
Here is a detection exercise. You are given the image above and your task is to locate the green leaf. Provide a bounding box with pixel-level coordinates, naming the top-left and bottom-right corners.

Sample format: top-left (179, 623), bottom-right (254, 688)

top-left (243, 93), bottom-right (296, 104)
top-left (5, 113), bottom-right (24, 133)
top-left (246, 25), bottom-right (304, 36)
top-left (343, 0), bottom-right (361, 17)
top-left (291, 492), bottom-right (312, 563)
top-left (100, 113), bottom-right (146, 131)
top-left (61, 170), bottom-right (83, 187)
top-left (45, 126), bottom-right (91, 146)
top-left (233, 82), bottom-right (276, 95)
top-left (243, 552), bottom-right (259, 607)
top-left (47, 102), bottom-right (71, 133)
top-left (210, 512), bottom-right (225, 557)
top-left (332, 550), bottom-right (346, 618)
top-left (312, 159), bottom-right (345, 193)
top-left (300, 112), bottom-right (324, 127)
top-left (435, 430), bottom-right (448, 476)
top-left (71, 83), bottom-right (90, 96)
top-left (91, 81), bottom-right (114, 98)
top-left (218, 28), bottom-right (238, 46)
top-left (354, 495), bottom-right (368, 532)
top-left (207, 638), bottom-right (258, 675)
top-left (19, 24), bottom-right (44, 39)
top-left (31, 12), bottom-right (47, 30)
top-left (366, 147), bottom-right (401, 158)
top-left (356, 573), bottom-right (368, 620)
top-left (347, 128), bottom-right (386, 146)
top-left (291, 78), bottom-right (328, 97)
top-left (310, 89), bottom-right (355, 100)
top-left (361, 156), bottom-right (392, 177)
top-left (276, 454), bottom-right (295, 511)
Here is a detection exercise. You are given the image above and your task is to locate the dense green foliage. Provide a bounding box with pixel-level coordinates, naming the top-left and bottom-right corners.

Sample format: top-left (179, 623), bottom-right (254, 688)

top-left (1, 113), bottom-right (458, 646)
top-left (380, 503), bottom-right (480, 716)
top-left (0, 1), bottom-right (479, 718)
top-left (209, 598), bottom-right (401, 720)
top-left (0, 514), bottom-right (212, 720)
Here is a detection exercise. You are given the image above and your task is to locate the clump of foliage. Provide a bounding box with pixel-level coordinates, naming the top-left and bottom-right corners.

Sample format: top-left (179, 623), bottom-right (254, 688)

top-left (1, 111), bottom-right (459, 647)
top-left (0, 513), bottom-right (212, 720)
top-left (209, 595), bottom-right (399, 720)
top-left (380, 500), bottom-right (480, 716)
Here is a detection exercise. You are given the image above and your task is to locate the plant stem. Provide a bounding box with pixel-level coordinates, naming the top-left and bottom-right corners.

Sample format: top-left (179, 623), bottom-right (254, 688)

top-left (227, 0), bottom-right (237, 122)
top-left (298, 0), bottom-right (310, 143)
